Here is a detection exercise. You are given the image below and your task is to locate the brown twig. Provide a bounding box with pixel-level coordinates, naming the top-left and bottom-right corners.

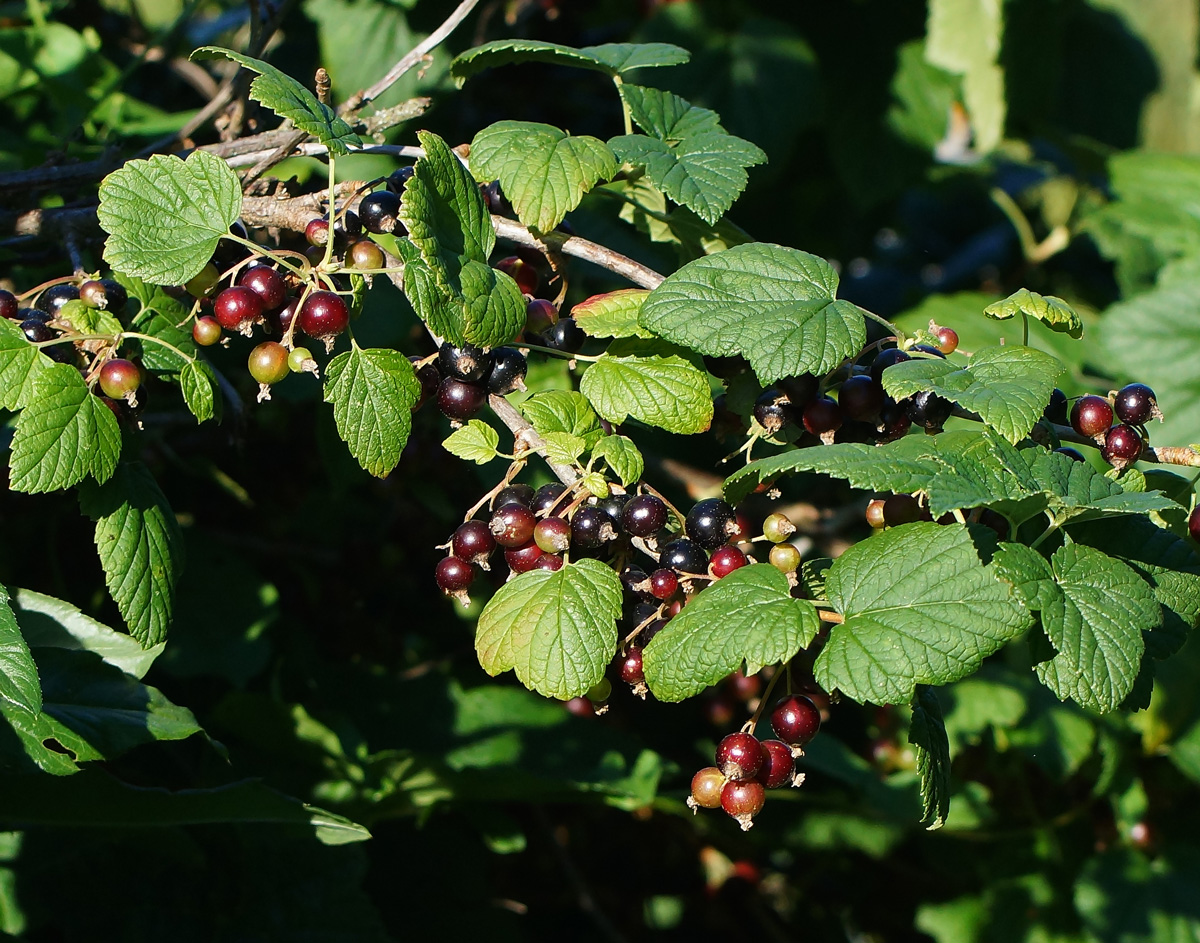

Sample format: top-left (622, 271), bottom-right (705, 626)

top-left (491, 216), bottom-right (665, 290)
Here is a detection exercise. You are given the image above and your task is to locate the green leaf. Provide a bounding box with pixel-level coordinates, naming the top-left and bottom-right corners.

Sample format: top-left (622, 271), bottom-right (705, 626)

top-left (580, 472), bottom-right (609, 499)
top-left (643, 564), bottom-right (820, 702)
top-left (984, 288), bottom-right (1083, 338)
top-left (191, 46), bottom-right (360, 155)
top-left (456, 259), bottom-right (527, 348)
top-left (816, 523), bottom-right (1032, 704)
top-left (450, 39), bottom-right (690, 85)
top-left (9, 363), bottom-right (122, 494)
top-left (323, 345), bottom-right (420, 478)
top-left (881, 344), bottom-right (1064, 443)
top-left (519, 391), bottom-right (604, 447)
top-left (579, 344), bottom-right (713, 434)
top-left (97, 150), bottom-right (242, 285)
top-left (540, 430), bottom-right (586, 466)
top-left (1076, 848), bottom-right (1200, 943)
top-left (592, 435), bottom-right (643, 486)
top-left (10, 587), bottom-right (164, 678)
top-left (610, 85), bottom-right (766, 225)
top-left (0, 585), bottom-right (39, 716)
top-left (79, 463), bottom-right (183, 649)
top-left (571, 289), bottom-right (653, 338)
top-left (179, 359), bottom-right (216, 423)
top-left (442, 419), bottom-right (500, 464)
top-left (640, 243), bottom-right (865, 383)
top-left (400, 131), bottom-right (494, 295)
top-left (0, 318), bottom-right (51, 410)
top-left (56, 299), bottom-right (122, 337)
top-left (1021, 449), bottom-right (1177, 526)
top-left (120, 273), bottom-right (197, 372)
top-left (909, 687), bottom-right (950, 829)
top-left (470, 121), bottom-right (616, 232)
top-left (997, 542), bottom-right (1157, 712)
top-left (924, 0), bottom-right (1005, 153)
top-left (475, 559), bottom-right (622, 699)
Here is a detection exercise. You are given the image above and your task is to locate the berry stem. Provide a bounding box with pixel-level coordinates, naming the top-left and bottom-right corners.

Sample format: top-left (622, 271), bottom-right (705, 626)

top-left (741, 666), bottom-right (784, 735)
top-left (611, 74), bottom-right (634, 136)
top-left (322, 154), bottom-right (338, 270)
top-left (224, 233), bottom-right (306, 278)
top-left (461, 457), bottom-right (530, 523)
top-left (515, 341), bottom-right (601, 363)
top-left (34, 331), bottom-right (195, 366)
top-left (1028, 517), bottom-right (1059, 551)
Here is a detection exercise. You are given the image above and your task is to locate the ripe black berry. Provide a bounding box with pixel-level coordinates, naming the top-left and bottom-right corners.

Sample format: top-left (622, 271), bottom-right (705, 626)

top-left (36, 283), bottom-right (80, 314)
top-left (906, 390), bottom-right (953, 430)
top-left (571, 506), bottom-right (616, 548)
top-left (649, 568), bottom-right (678, 600)
top-left (386, 166), bottom-right (414, 194)
top-left (803, 395), bottom-right (843, 436)
top-left (542, 317), bottom-right (585, 353)
top-left (710, 545), bottom-right (748, 577)
top-left (410, 356), bottom-right (440, 408)
top-left (1044, 388), bottom-right (1068, 425)
top-left (1189, 506), bottom-right (1200, 543)
top-left (238, 265), bottom-right (287, 310)
top-left (494, 484), bottom-right (534, 508)
top-left (716, 732), bottom-right (763, 781)
top-left (299, 292), bottom-right (349, 339)
top-left (1114, 383), bottom-right (1160, 425)
top-left (214, 286), bottom-right (263, 329)
top-left (753, 389), bottom-right (791, 435)
top-left (660, 537), bottom-right (709, 575)
top-left (779, 373), bottom-right (819, 407)
top-left (452, 520), bottom-right (496, 564)
top-left (439, 343), bottom-right (492, 382)
top-left (436, 377), bottom-right (487, 421)
top-left (770, 695), bottom-right (821, 746)
top-left (358, 190), bottom-right (403, 235)
top-left (871, 347), bottom-right (910, 383)
top-left (875, 397), bottom-right (912, 442)
top-left (491, 504), bottom-right (537, 547)
top-left (0, 289), bottom-right (17, 320)
top-left (1102, 424), bottom-right (1143, 470)
top-left (485, 347), bottom-right (527, 395)
top-left (837, 375), bottom-right (884, 422)
top-left (685, 498), bottom-right (737, 551)
top-left (20, 319), bottom-right (53, 342)
top-left (595, 495), bottom-right (627, 527)
top-left (330, 210), bottom-right (362, 242)
top-left (689, 767), bottom-right (726, 810)
top-left (436, 556), bottom-right (473, 595)
top-left (882, 493), bottom-right (923, 526)
top-left (1055, 446), bottom-right (1085, 463)
top-left (721, 780), bottom-right (766, 829)
top-left (504, 540), bottom-right (544, 573)
top-left (1071, 395), bottom-right (1113, 438)
top-left (531, 482), bottom-right (567, 515)
top-left (620, 646), bottom-right (645, 684)
top-left (622, 494), bottom-right (668, 537)
top-left (757, 740), bottom-right (797, 788)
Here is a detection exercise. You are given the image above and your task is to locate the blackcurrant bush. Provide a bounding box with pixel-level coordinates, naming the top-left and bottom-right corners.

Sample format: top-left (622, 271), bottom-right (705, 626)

top-left (36, 283), bottom-right (79, 314)
top-left (649, 568), bottom-right (678, 600)
top-left (757, 740), bottom-right (797, 788)
top-left (238, 265), bottom-right (287, 310)
top-left (1071, 394), bottom-right (1114, 438)
top-left (571, 506), bottom-right (616, 548)
top-left (660, 538), bottom-right (709, 575)
top-left (299, 291), bottom-right (349, 340)
top-left (906, 390), bottom-right (953, 430)
top-left (214, 286), bottom-right (264, 329)
top-left (504, 540), bottom-right (544, 573)
top-left (711, 545), bottom-right (748, 577)
top-left (534, 516), bottom-right (571, 554)
top-left (934, 326), bottom-right (959, 354)
top-left (688, 767), bottom-right (727, 810)
top-left (485, 347), bottom-right (527, 395)
top-left (716, 732), bottom-right (763, 781)
top-left (1114, 383), bottom-right (1160, 425)
top-left (803, 395), bottom-right (843, 437)
top-left (1044, 388), bottom-right (1068, 425)
top-left (0, 289), bottom-right (17, 320)
top-left (495, 256), bottom-right (539, 295)
top-left (20, 319), bottom-right (53, 342)
top-left (358, 190), bottom-right (402, 235)
top-left (542, 317), bottom-right (585, 353)
top-left (779, 373), bottom-right (819, 407)
top-left (531, 482), bottom-right (567, 515)
top-left (452, 520), bottom-right (496, 564)
top-left (1102, 423), bottom-right (1143, 470)
top-left (99, 359), bottom-right (141, 399)
top-left (437, 376), bottom-right (487, 421)
top-left (494, 484), bottom-right (535, 508)
top-left (769, 543), bottom-right (801, 573)
top-left (620, 646), bottom-right (645, 684)
top-left (753, 389), bottom-right (791, 435)
top-left (622, 494), bottom-right (668, 537)
top-left (837, 375), bottom-right (884, 422)
top-left (436, 556), bottom-right (473, 595)
top-left (348, 240), bottom-right (386, 271)
top-left (686, 498), bottom-right (737, 551)
top-left (248, 342), bottom-right (290, 386)
top-left (525, 298), bottom-right (558, 336)
top-left (882, 493), bottom-right (923, 527)
top-left (491, 504), bottom-right (537, 547)
top-left (770, 695), bottom-right (821, 746)
top-left (871, 347), bottom-right (910, 383)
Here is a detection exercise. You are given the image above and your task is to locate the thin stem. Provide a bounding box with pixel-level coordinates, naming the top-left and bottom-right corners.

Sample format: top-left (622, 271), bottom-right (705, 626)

top-left (863, 307), bottom-right (905, 342)
top-left (226, 234), bottom-right (306, 278)
top-left (817, 610), bottom-right (845, 624)
top-left (1028, 517), bottom-right (1059, 551)
top-left (990, 187), bottom-right (1038, 262)
top-left (742, 667), bottom-right (785, 735)
top-left (612, 75), bottom-right (633, 136)
top-left (322, 155), bottom-right (338, 270)
top-left (1022, 312), bottom-right (1029, 347)
top-left (515, 341), bottom-right (601, 362)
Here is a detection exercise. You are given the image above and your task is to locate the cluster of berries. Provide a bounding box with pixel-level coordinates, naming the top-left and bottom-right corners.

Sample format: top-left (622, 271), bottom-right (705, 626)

top-left (688, 694), bottom-right (823, 830)
top-left (1047, 383), bottom-right (1162, 472)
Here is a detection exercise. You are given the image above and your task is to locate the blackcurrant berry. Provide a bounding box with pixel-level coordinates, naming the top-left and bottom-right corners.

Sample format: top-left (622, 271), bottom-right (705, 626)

top-left (1189, 506), bottom-right (1200, 543)
top-left (620, 646), bottom-right (645, 684)
top-left (757, 740), bottom-right (797, 789)
top-left (686, 498), bottom-right (737, 551)
top-left (622, 494), bottom-right (668, 537)
top-left (911, 343), bottom-right (946, 359)
top-left (214, 286), bottom-right (264, 329)
top-left (571, 506), bottom-right (616, 548)
top-left (437, 376), bottom-right (487, 421)
top-left (266, 298), bottom-right (300, 335)
top-left (875, 397), bottom-right (912, 443)
top-left (761, 512), bottom-right (795, 543)
top-left (0, 289), bottom-right (17, 320)
top-left (753, 389), bottom-right (791, 435)
top-left (1114, 383), bottom-right (1160, 425)
top-left (534, 516), bottom-right (572, 554)
top-left (721, 780), bottom-right (766, 829)
top-left (595, 495), bottom-right (627, 528)
top-left (542, 317), bottom-right (585, 353)
top-left (1102, 423), bottom-right (1143, 470)
top-left (495, 256), bottom-right (539, 295)
top-left (1071, 394), bottom-right (1113, 438)
top-left (248, 342), bottom-right (290, 386)
top-left (768, 543), bottom-right (801, 573)
top-left (531, 482), bottom-right (568, 515)
top-left (837, 375), bottom-right (885, 422)
top-left (1055, 446), bottom-right (1085, 463)
top-left (438, 343), bottom-right (491, 382)
top-left (348, 240), bottom-right (386, 271)
top-left (305, 218), bottom-right (330, 247)
top-left (491, 504), bottom-right (537, 548)
top-left (436, 556), bottom-right (473, 595)
top-left (504, 540), bottom-right (544, 573)
top-left (35, 283), bottom-right (79, 314)
top-left (689, 767), bottom-right (727, 810)
top-left (621, 565), bottom-right (652, 601)
top-left (710, 545), bottom-right (748, 577)
top-left (1044, 388), bottom-right (1068, 425)
top-left (238, 265), bottom-right (287, 310)
top-left (803, 395), bottom-right (843, 437)
top-left (299, 291), bottom-right (349, 340)
top-left (494, 484), bottom-right (535, 508)
top-left (770, 695), bottom-right (821, 746)
top-left (485, 347), bottom-right (527, 395)
top-left (330, 210), bottom-right (362, 242)
top-left (882, 493), bottom-right (923, 526)
top-left (906, 390), bottom-right (953, 430)
top-left (871, 347), bottom-right (910, 384)
top-left (716, 732), bottom-right (764, 781)
top-left (386, 166), bottom-right (414, 194)
top-left (660, 538), bottom-right (709, 575)
top-left (79, 280), bottom-right (106, 308)
top-left (288, 348), bottom-right (315, 374)
top-left (564, 696), bottom-right (595, 718)
top-left (525, 298), bottom-right (558, 336)
top-left (779, 373), bottom-right (819, 407)
top-left (358, 190), bottom-right (402, 235)
top-left (934, 326), bottom-right (959, 354)
top-left (20, 319), bottom-right (53, 342)
top-left (649, 568), bottom-right (678, 600)
top-left (15, 307), bottom-right (44, 324)
top-left (99, 359), bottom-right (141, 399)
top-left (534, 553), bottom-right (564, 572)
top-left (411, 357), bottom-right (440, 408)
top-left (865, 498), bottom-right (886, 528)
top-left (452, 520), bottom-right (496, 564)
top-left (186, 263), bottom-right (221, 298)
